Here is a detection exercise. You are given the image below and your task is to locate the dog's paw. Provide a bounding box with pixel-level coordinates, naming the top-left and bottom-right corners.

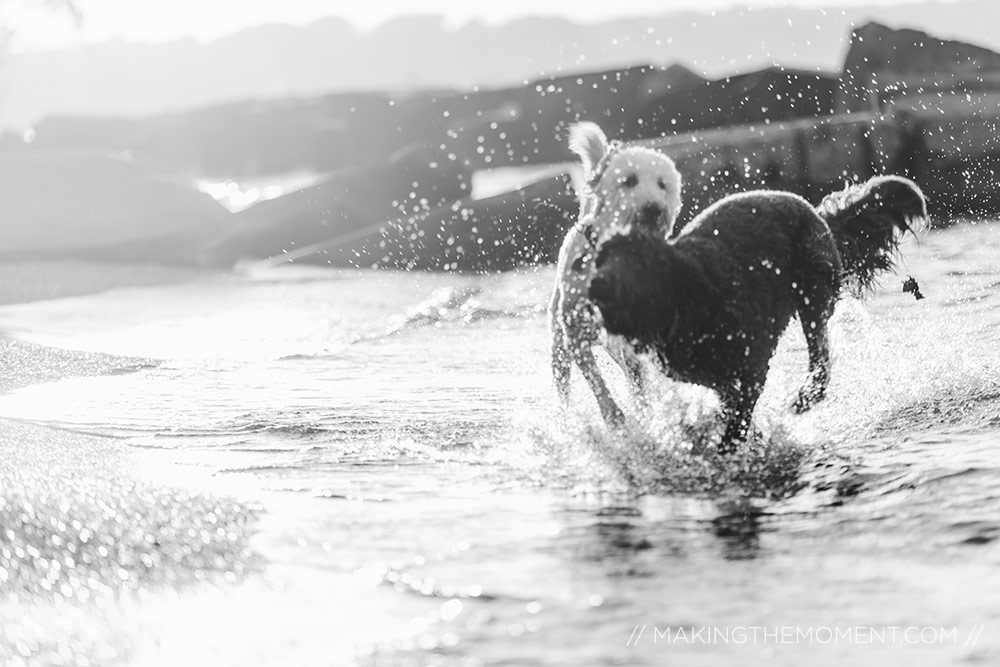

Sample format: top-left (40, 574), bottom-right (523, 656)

top-left (791, 384), bottom-right (827, 413)
top-left (715, 424), bottom-right (763, 456)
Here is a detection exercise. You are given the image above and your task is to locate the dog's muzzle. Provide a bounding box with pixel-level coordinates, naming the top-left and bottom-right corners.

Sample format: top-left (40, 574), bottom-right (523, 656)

top-left (635, 203), bottom-right (666, 229)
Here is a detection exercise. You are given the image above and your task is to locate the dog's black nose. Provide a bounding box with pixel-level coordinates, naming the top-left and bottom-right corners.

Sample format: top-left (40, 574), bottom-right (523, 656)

top-left (637, 202), bottom-right (663, 227)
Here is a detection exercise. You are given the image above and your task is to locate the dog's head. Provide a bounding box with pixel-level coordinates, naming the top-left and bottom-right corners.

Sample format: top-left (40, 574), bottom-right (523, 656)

top-left (569, 122), bottom-right (682, 238)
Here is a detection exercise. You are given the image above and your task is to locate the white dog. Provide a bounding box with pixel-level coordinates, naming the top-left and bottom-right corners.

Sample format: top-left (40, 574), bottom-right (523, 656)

top-left (548, 122), bottom-right (683, 426)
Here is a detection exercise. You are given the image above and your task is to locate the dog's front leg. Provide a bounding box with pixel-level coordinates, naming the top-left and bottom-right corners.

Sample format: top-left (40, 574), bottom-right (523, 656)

top-left (549, 287), bottom-right (572, 404)
top-left (624, 352), bottom-right (649, 410)
top-left (571, 342), bottom-right (626, 429)
top-left (603, 336), bottom-right (649, 412)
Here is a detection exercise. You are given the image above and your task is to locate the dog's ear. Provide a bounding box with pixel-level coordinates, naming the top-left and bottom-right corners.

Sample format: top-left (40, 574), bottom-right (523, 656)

top-left (568, 122), bottom-right (609, 181)
top-left (667, 165), bottom-right (683, 222)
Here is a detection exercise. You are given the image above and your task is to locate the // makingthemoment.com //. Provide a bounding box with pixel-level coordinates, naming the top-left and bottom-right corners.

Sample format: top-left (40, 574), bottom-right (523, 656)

top-left (624, 625), bottom-right (987, 648)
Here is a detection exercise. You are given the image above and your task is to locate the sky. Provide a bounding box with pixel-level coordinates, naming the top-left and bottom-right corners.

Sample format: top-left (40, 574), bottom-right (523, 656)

top-left (3, 0), bottom-right (925, 51)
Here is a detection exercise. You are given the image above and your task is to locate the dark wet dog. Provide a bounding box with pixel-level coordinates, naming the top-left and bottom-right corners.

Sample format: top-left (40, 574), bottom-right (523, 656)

top-left (588, 176), bottom-right (927, 451)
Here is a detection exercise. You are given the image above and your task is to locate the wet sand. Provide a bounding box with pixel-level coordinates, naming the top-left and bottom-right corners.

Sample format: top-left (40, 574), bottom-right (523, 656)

top-left (0, 261), bottom-right (263, 665)
top-left (0, 260), bottom-right (202, 393)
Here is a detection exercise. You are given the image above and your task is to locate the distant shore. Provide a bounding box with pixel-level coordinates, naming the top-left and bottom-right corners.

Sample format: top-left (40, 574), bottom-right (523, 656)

top-left (0, 259), bottom-right (205, 392)
top-left (0, 259), bottom-right (203, 307)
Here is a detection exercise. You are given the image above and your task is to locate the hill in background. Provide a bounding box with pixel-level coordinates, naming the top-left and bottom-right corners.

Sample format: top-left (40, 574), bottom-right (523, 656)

top-left (2, 0), bottom-right (1000, 129)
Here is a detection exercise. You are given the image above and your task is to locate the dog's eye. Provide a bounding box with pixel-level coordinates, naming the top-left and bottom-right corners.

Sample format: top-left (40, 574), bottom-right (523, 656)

top-left (657, 177), bottom-right (668, 190)
top-left (621, 173), bottom-right (639, 188)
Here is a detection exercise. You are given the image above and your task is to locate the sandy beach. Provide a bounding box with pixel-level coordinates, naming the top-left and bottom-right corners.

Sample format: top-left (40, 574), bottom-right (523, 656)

top-left (0, 261), bottom-right (264, 665)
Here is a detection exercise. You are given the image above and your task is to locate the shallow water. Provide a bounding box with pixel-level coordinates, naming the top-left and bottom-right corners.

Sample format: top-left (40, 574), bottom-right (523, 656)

top-left (0, 222), bottom-right (999, 665)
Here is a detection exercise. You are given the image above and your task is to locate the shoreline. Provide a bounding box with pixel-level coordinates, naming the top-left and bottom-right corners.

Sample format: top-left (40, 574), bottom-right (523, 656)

top-left (0, 259), bottom-right (203, 392)
top-left (0, 258), bottom-right (267, 665)
top-left (0, 259), bottom-right (206, 307)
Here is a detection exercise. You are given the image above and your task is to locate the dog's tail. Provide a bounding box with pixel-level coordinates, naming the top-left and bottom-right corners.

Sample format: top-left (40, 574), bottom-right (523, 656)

top-left (816, 175), bottom-right (928, 297)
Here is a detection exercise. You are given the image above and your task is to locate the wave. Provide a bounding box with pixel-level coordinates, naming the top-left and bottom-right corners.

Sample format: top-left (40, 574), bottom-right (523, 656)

top-left (871, 377), bottom-right (1000, 437)
top-left (350, 285), bottom-right (542, 345)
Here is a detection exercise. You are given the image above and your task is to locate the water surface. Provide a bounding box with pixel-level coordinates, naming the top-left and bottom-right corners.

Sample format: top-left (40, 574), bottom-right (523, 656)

top-left (0, 222), bottom-right (998, 665)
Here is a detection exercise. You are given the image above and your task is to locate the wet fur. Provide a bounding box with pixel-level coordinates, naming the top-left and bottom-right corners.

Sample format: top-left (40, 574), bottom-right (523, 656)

top-left (589, 176), bottom-right (927, 450)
